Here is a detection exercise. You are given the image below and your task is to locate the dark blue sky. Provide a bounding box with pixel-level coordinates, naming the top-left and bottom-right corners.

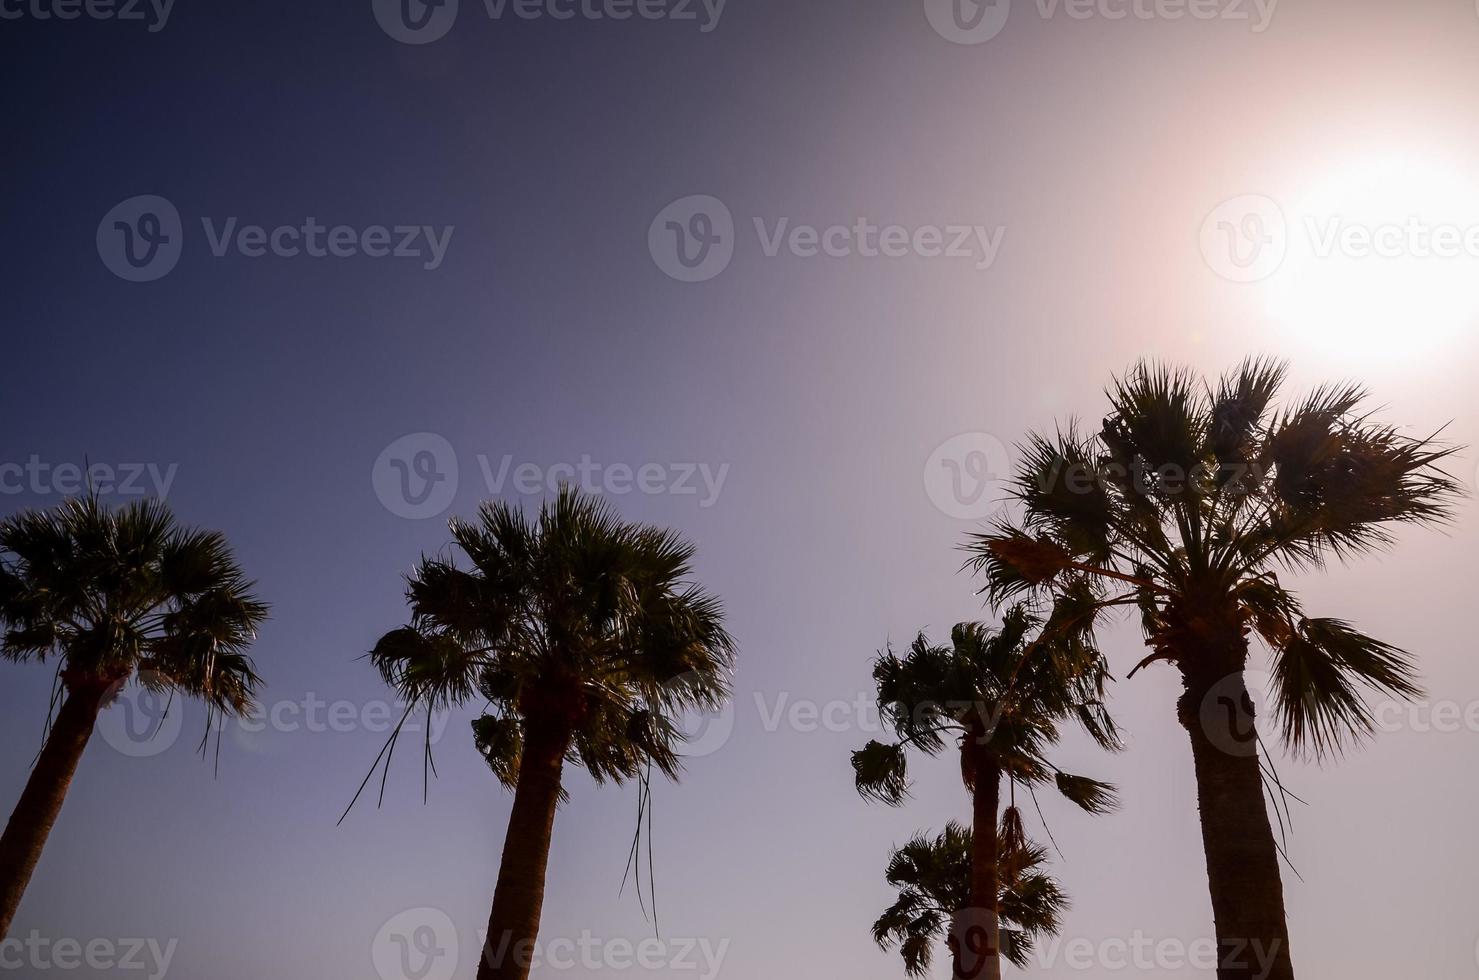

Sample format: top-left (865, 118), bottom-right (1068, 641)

top-left (4, 0), bottom-right (1479, 977)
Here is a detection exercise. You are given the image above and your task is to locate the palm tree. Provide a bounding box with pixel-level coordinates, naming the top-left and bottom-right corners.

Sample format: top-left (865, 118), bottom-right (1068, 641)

top-left (852, 607), bottom-right (1119, 980)
top-left (873, 819), bottom-right (1068, 977)
top-left (0, 496), bottom-right (268, 937)
top-left (964, 360), bottom-right (1459, 980)
top-left (365, 489), bottom-right (735, 980)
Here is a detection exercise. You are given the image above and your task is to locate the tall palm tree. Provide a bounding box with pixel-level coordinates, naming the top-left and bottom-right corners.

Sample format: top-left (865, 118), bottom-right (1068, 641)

top-left (964, 360), bottom-right (1459, 980)
top-left (873, 820), bottom-right (1068, 977)
top-left (366, 489), bottom-right (735, 980)
top-left (0, 496), bottom-right (268, 937)
top-left (852, 607), bottom-right (1119, 980)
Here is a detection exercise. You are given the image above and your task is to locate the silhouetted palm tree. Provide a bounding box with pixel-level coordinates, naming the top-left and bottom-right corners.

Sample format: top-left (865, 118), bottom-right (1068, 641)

top-left (965, 360), bottom-right (1459, 980)
top-left (0, 497), bottom-right (268, 937)
top-left (367, 489), bottom-right (735, 980)
top-left (873, 819), bottom-right (1068, 977)
top-left (852, 607), bottom-right (1118, 980)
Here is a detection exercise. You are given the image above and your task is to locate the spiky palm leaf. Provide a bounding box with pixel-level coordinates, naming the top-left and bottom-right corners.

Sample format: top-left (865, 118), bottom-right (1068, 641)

top-left (0, 496), bottom-right (268, 717)
top-left (965, 359), bottom-right (1458, 758)
top-left (368, 487), bottom-right (735, 795)
top-left (851, 605), bottom-right (1119, 810)
top-left (873, 821), bottom-right (1068, 976)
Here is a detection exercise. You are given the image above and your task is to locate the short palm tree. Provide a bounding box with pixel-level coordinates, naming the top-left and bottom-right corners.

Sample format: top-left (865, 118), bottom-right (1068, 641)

top-left (852, 606), bottom-right (1119, 980)
top-left (965, 360), bottom-right (1459, 980)
top-left (366, 489), bottom-right (735, 980)
top-left (873, 819), bottom-right (1068, 977)
top-left (0, 496), bottom-right (268, 937)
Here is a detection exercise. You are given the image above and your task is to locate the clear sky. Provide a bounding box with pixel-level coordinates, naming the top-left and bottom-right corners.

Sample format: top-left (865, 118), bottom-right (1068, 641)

top-left (3, 0), bottom-right (1478, 977)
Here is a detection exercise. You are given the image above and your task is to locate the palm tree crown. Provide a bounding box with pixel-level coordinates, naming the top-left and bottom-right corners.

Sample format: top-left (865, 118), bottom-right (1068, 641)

top-left (873, 820), bottom-right (1068, 976)
top-left (0, 495), bottom-right (268, 714)
top-left (965, 359), bottom-right (1458, 756)
top-left (370, 487), bottom-right (736, 796)
top-left (852, 605), bottom-right (1119, 811)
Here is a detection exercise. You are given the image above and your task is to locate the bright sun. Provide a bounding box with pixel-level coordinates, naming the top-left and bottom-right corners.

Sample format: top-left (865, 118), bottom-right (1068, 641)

top-left (1266, 154), bottom-right (1479, 359)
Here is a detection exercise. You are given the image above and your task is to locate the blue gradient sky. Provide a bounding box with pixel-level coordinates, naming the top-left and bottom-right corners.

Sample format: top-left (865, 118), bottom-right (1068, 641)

top-left (3, 0), bottom-right (1479, 977)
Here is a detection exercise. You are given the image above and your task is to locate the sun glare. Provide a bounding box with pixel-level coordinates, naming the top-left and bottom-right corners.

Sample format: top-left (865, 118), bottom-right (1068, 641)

top-left (1266, 155), bottom-right (1479, 359)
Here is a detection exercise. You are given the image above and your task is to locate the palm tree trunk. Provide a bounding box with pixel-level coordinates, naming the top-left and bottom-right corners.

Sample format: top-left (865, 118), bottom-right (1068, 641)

top-left (477, 720), bottom-right (572, 980)
top-left (952, 751), bottom-right (1002, 980)
top-left (1179, 664), bottom-right (1295, 980)
top-left (0, 683), bottom-right (107, 939)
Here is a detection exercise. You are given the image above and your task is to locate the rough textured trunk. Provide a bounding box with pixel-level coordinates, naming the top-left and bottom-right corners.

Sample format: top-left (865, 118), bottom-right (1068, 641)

top-left (1179, 663), bottom-right (1296, 980)
top-left (0, 683), bottom-right (107, 939)
top-left (477, 720), bottom-right (572, 980)
top-left (951, 751), bottom-right (1002, 980)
